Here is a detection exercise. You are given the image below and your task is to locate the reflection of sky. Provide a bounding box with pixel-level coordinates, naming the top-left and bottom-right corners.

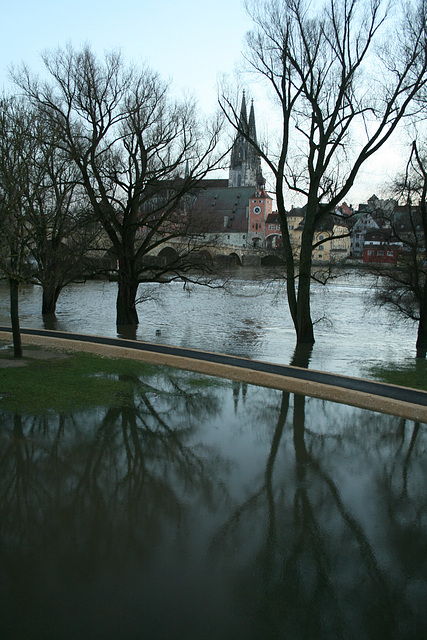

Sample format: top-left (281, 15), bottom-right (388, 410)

top-left (1, 373), bottom-right (426, 639)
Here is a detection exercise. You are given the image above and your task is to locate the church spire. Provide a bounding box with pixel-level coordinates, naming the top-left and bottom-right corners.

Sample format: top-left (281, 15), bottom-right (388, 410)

top-left (248, 99), bottom-right (257, 144)
top-left (228, 92), bottom-right (262, 188)
top-left (239, 91), bottom-right (249, 133)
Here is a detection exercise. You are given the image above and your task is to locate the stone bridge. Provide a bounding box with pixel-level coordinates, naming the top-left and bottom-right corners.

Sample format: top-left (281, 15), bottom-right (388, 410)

top-left (149, 242), bottom-right (283, 267)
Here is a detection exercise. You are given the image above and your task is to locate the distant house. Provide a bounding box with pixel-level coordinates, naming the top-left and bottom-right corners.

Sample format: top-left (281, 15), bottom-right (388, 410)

top-left (265, 211), bottom-right (282, 249)
top-left (278, 207), bottom-right (351, 262)
top-left (286, 208), bottom-right (305, 257)
top-left (349, 211), bottom-right (381, 257)
top-left (363, 229), bottom-right (402, 264)
top-left (335, 201), bottom-right (354, 218)
top-left (312, 216), bottom-right (351, 263)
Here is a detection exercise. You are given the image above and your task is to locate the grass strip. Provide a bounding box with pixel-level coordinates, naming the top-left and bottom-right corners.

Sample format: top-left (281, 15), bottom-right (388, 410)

top-left (369, 360), bottom-right (427, 391)
top-left (0, 349), bottom-right (163, 414)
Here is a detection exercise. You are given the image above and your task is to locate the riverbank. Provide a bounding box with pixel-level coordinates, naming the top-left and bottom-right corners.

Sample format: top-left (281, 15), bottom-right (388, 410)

top-left (2, 329), bottom-right (426, 422)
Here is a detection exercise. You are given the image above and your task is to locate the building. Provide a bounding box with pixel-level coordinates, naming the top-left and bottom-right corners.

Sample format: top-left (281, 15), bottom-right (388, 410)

top-left (145, 93), bottom-right (352, 262)
top-left (228, 92), bottom-right (263, 189)
top-left (349, 210), bottom-right (381, 257)
top-left (265, 211), bottom-right (282, 249)
top-left (190, 93), bottom-right (273, 249)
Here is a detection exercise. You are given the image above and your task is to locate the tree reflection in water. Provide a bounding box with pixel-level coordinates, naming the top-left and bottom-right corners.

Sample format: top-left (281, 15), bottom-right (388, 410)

top-left (0, 362), bottom-right (426, 639)
top-left (210, 347), bottom-right (427, 640)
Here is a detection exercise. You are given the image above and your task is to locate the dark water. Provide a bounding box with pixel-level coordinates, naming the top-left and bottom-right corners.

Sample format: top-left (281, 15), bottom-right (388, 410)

top-left (0, 269), bottom-right (419, 377)
top-left (0, 369), bottom-right (426, 639)
top-left (1, 271), bottom-right (426, 638)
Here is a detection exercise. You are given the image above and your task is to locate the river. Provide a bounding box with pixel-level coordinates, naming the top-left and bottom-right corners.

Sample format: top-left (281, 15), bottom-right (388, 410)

top-left (0, 267), bottom-right (418, 378)
top-left (1, 268), bottom-right (426, 640)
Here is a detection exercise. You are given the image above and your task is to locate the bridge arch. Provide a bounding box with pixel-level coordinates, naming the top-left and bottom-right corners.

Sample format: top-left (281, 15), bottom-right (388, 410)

top-left (157, 246), bottom-right (179, 265)
top-left (266, 233), bottom-right (282, 250)
top-left (191, 249), bottom-right (213, 266)
top-left (261, 254), bottom-right (284, 266)
top-left (227, 252), bottom-right (242, 266)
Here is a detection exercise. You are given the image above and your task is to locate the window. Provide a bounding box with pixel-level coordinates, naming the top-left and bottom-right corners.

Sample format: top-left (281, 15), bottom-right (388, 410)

top-left (387, 251), bottom-right (394, 257)
top-left (377, 250), bottom-right (384, 256)
top-left (367, 250), bottom-right (374, 256)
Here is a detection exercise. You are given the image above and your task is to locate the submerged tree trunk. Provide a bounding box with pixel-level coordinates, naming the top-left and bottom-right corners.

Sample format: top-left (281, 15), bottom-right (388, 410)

top-left (116, 257), bottom-right (139, 325)
top-left (284, 264), bottom-right (315, 345)
top-left (278, 201), bottom-right (315, 346)
top-left (294, 227), bottom-right (315, 346)
top-left (42, 283), bottom-right (62, 315)
top-left (9, 277), bottom-right (22, 358)
top-left (416, 308), bottom-right (427, 359)
top-left (295, 274), bottom-right (315, 344)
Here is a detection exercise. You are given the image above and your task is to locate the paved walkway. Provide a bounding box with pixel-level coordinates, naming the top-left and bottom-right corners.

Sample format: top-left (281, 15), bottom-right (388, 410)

top-left (1, 327), bottom-right (426, 422)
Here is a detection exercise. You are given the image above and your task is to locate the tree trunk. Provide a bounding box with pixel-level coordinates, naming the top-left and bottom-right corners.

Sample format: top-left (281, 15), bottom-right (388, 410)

top-left (9, 277), bottom-right (22, 358)
top-left (295, 231), bottom-right (315, 345)
top-left (416, 307), bottom-right (427, 358)
top-left (283, 257), bottom-right (315, 345)
top-left (116, 257), bottom-right (139, 325)
top-left (296, 280), bottom-right (315, 344)
top-left (42, 284), bottom-right (61, 315)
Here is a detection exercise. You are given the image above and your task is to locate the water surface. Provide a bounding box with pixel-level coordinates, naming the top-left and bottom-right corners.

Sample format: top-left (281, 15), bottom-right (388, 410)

top-left (0, 369), bottom-right (426, 639)
top-left (0, 269), bottom-right (418, 377)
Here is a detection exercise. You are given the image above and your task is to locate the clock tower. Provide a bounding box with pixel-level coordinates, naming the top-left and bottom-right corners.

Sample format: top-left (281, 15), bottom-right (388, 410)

top-left (248, 177), bottom-right (273, 247)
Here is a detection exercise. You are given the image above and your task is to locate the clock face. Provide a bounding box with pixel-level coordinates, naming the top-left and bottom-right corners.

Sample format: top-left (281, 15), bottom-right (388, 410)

top-left (253, 206), bottom-right (261, 215)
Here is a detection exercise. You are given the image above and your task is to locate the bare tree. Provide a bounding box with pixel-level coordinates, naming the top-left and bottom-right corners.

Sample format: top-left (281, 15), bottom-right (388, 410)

top-left (373, 140), bottom-right (427, 358)
top-left (0, 97), bottom-right (37, 357)
top-left (21, 117), bottom-right (103, 316)
top-left (221, 0), bottom-right (427, 345)
top-left (14, 45), bottom-right (224, 325)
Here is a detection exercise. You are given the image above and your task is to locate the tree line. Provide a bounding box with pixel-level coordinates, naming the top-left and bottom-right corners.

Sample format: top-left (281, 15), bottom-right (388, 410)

top-left (0, 48), bottom-right (225, 356)
top-left (1, 0), bottom-right (427, 359)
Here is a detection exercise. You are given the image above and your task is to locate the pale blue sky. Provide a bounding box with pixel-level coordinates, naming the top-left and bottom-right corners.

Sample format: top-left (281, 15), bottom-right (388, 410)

top-left (0, 0), bottom-right (403, 202)
top-left (1, 0), bottom-right (252, 113)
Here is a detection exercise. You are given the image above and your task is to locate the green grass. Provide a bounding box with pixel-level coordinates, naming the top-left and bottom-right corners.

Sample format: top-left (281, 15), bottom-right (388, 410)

top-left (368, 360), bottom-right (427, 391)
top-left (0, 349), bottom-right (165, 414)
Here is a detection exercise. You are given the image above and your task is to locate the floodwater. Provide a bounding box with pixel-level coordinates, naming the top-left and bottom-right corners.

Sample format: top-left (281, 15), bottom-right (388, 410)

top-left (0, 269), bottom-right (426, 638)
top-left (0, 268), bottom-right (420, 377)
top-left (0, 370), bottom-right (426, 639)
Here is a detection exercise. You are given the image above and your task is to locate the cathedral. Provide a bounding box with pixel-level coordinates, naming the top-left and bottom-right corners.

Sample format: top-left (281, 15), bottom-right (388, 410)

top-left (194, 93), bottom-right (277, 249)
top-left (228, 91), bottom-right (263, 189)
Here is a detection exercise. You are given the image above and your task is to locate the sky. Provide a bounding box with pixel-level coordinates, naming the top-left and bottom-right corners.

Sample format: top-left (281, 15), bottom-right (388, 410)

top-left (0, 0), bottom-right (406, 206)
top-left (1, 0), bottom-right (251, 113)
